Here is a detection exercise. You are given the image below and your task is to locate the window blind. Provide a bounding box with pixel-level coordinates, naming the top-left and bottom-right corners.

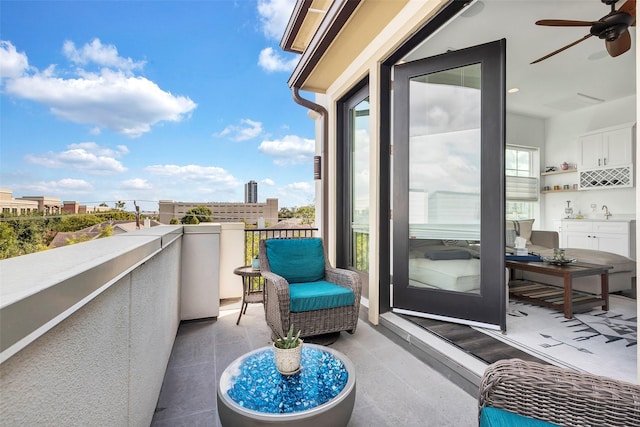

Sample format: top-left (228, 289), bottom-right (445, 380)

top-left (506, 175), bottom-right (538, 201)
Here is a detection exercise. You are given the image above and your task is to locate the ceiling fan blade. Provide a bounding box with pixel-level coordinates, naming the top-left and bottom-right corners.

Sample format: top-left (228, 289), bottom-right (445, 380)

top-left (535, 19), bottom-right (596, 26)
top-left (531, 34), bottom-right (593, 64)
top-left (617, 0), bottom-right (636, 18)
top-left (606, 29), bottom-right (631, 57)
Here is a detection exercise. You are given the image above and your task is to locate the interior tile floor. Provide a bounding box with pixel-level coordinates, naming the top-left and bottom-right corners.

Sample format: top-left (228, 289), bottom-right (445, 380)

top-left (151, 299), bottom-right (479, 426)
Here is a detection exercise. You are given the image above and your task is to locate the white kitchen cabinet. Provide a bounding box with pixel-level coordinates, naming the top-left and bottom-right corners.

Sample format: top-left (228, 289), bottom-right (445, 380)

top-left (578, 123), bottom-right (634, 169)
top-left (560, 219), bottom-right (636, 259)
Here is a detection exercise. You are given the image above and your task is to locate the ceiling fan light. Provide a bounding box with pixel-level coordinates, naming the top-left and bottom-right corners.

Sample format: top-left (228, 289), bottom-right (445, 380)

top-left (604, 26), bottom-right (624, 41)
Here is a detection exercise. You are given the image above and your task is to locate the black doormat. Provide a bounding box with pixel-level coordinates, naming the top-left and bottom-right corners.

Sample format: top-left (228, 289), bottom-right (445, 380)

top-left (400, 314), bottom-right (548, 365)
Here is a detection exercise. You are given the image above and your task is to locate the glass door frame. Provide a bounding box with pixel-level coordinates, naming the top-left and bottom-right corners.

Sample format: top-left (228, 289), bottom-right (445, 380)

top-left (377, 0), bottom-right (468, 315)
top-left (392, 39), bottom-right (506, 330)
top-left (336, 79), bottom-right (370, 294)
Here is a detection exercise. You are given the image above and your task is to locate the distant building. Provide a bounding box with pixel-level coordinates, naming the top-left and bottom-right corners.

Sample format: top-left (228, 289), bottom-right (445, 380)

top-left (18, 195), bottom-right (63, 214)
top-left (62, 201), bottom-right (112, 215)
top-left (158, 198), bottom-right (278, 225)
top-left (245, 180), bottom-right (258, 203)
top-left (0, 188), bottom-right (60, 215)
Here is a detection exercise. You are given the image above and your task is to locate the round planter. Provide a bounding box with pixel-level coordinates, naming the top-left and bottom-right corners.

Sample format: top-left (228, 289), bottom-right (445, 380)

top-left (218, 344), bottom-right (356, 427)
top-left (273, 340), bottom-right (302, 374)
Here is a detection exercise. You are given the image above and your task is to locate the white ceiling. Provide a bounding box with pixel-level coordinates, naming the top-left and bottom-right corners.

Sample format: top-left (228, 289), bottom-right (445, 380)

top-left (405, 0), bottom-right (636, 118)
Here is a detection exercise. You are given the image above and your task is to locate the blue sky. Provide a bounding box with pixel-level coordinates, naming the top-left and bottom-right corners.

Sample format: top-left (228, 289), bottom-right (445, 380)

top-left (0, 0), bottom-right (316, 212)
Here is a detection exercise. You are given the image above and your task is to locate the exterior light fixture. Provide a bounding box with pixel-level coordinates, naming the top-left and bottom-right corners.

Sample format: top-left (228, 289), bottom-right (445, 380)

top-left (314, 155), bottom-right (321, 180)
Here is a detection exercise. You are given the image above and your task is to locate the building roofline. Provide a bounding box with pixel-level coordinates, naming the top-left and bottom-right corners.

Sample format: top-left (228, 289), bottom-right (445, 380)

top-left (286, 0), bottom-right (361, 90)
top-left (280, 0), bottom-right (313, 54)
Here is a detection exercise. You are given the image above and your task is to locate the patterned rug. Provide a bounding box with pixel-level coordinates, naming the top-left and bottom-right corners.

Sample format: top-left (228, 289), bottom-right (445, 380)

top-left (474, 295), bottom-right (637, 383)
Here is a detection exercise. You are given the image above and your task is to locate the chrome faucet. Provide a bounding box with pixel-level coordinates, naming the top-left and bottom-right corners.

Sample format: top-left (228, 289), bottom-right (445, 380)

top-left (602, 205), bottom-right (612, 219)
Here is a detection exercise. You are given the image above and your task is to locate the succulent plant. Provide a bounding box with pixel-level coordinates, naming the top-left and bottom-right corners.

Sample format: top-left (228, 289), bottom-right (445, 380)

top-left (274, 324), bottom-right (301, 349)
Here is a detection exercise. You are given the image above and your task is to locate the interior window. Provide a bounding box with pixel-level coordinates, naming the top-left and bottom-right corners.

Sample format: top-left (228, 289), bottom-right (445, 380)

top-left (506, 145), bottom-right (539, 220)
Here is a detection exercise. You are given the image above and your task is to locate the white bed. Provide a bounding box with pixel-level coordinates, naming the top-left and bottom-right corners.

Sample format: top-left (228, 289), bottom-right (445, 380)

top-left (409, 257), bottom-right (480, 292)
top-left (408, 240), bottom-right (481, 292)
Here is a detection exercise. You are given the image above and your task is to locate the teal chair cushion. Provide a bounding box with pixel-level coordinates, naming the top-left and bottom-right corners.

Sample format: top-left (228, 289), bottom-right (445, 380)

top-left (265, 238), bottom-right (325, 283)
top-left (289, 281), bottom-right (355, 312)
top-left (480, 407), bottom-right (561, 427)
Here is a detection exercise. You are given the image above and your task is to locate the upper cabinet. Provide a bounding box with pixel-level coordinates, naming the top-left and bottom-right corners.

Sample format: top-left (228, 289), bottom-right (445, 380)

top-left (577, 123), bottom-right (635, 190)
top-left (578, 123), bottom-right (634, 168)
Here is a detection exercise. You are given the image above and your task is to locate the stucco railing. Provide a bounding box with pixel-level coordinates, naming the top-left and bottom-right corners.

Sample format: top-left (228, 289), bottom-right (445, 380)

top-left (0, 223), bottom-right (244, 426)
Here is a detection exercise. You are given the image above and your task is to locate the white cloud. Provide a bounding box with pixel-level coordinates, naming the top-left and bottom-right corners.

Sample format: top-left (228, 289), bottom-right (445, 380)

top-left (2, 39), bottom-right (197, 137)
top-left (259, 134), bottom-right (314, 165)
top-left (214, 119), bottom-right (263, 141)
top-left (145, 164), bottom-right (240, 186)
top-left (277, 181), bottom-right (314, 206)
top-left (121, 178), bottom-right (152, 190)
top-left (256, 1), bottom-right (299, 73)
top-left (0, 41), bottom-right (29, 79)
top-left (115, 145), bottom-right (130, 155)
top-left (25, 142), bottom-right (128, 175)
top-left (20, 178), bottom-right (94, 194)
top-left (257, 0), bottom-right (295, 40)
top-left (262, 178), bottom-right (275, 186)
top-left (258, 47), bottom-right (298, 73)
top-left (63, 39), bottom-right (146, 72)
top-left (67, 142), bottom-right (128, 158)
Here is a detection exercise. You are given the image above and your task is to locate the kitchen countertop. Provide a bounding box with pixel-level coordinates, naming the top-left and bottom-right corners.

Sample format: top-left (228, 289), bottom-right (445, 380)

top-left (562, 215), bottom-right (636, 222)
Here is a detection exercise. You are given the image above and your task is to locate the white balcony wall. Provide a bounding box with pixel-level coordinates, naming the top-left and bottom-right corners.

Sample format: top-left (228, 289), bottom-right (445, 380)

top-left (0, 226), bottom-right (184, 426)
top-left (181, 224), bottom-right (221, 319)
top-left (219, 222), bottom-right (245, 299)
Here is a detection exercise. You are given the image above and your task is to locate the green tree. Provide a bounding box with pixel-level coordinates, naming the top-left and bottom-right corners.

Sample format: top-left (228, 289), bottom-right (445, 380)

top-left (57, 215), bottom-right (102, 232)
top-left (99, 210), bottom-right (136, 221)
top-left (65, 233), bottom-right (95, 245)
top-left (279, 207), bottom-right (294, 219)
top-left (182, 215), bottom-right (199, 224)
top-left (0, 222), bottom-right (19, 259)
top-left (98, 225), bottom-right (114, 238)
top-left (0, 215), bottom-right (49, 259)
top-left (295, 205), bottom-right (315, 225)
top-left (169, 217), bottom-right (180, 225)
top-left (181, 206), bottom-right (213, 224)
top-left (115, 200), bottom-right (126, 209)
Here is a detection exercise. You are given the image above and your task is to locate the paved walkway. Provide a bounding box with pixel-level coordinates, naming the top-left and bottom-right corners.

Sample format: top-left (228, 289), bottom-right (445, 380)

top-left (151, 299), bottom-right (479, 426)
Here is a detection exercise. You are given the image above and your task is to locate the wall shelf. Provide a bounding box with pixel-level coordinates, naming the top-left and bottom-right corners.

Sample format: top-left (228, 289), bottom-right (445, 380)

top-left (541, 189), bottom-right (578, 194)
top-left (541, 168), bottom-right (577, 176)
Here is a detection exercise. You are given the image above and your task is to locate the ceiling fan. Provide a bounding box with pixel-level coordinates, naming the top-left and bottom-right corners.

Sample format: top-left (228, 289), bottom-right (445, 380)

top-left (531, 0), bottom-right (636, 64)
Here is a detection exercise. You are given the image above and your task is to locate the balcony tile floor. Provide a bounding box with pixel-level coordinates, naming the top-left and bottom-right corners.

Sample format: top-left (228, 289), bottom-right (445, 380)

top-left (151, 299), bottom-right (478, 426)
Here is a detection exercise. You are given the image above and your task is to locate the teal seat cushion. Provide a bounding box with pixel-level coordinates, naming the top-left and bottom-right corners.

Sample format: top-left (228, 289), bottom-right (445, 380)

top-left (289, 281), bottom-right (355, 312)
top-left (265, 238), bottom-right (325, 283)
top-left (480, 407), bottom-right (561, 427)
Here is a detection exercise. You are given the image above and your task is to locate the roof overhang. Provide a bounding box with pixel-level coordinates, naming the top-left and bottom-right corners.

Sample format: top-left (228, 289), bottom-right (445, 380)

top-left (282, 0), bottom-right (410, 93)
top-left (280, 0), bottom-right (332, 54)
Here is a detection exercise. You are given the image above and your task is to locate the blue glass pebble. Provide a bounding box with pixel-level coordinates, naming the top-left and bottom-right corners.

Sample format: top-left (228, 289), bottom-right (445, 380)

top-left (226, 346), bottom-right (349, 414)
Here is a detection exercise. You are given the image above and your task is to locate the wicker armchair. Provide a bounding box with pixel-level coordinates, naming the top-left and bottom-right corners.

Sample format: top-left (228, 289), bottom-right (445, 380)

top-left (259, 238), bottom-right (361, 340)
top-left (479, 358), bottom-right (640, 426)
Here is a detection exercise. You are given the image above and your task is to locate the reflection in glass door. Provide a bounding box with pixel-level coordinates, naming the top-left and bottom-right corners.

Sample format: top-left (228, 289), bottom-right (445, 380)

top-left (408, 64), bottom-right (481, 294)
top-left (350, 97), bottom-right (370, 272)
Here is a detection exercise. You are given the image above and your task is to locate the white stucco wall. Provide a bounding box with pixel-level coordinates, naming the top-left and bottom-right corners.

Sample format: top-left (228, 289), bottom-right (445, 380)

top-left (218, 222), bottom-right (245, 299)
top-left (0, 227), bottom-right (182, 426)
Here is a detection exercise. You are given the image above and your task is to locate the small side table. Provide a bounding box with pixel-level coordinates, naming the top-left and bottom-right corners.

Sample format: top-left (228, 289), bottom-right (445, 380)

top-left (217, 344), bottom-right (356, 426)
top-left (233, 266), bottom-right (264, 325)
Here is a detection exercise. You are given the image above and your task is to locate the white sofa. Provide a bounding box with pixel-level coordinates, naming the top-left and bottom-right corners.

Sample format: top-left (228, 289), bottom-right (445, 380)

top-left (521, 230), bottom-right (636, 295)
